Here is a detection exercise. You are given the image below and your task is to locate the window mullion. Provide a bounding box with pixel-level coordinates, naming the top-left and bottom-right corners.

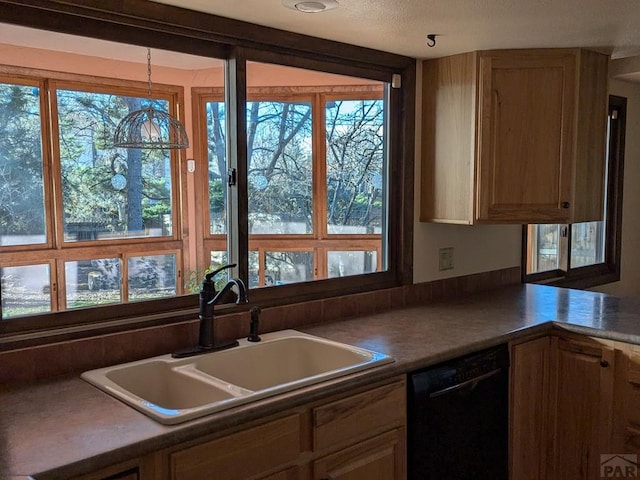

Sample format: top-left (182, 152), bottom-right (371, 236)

top-left (170, 90), bottom-right (188, 284)
top-left (382, 83), bottom-right (394, 273)
top-left (43, 80), bottom-right (63, 251)
top-left (314, 93), bottom-right (327, 278)
top-left (314, 93), bottom-right (327, 241)
top-left (560, 224), bottom-right (570, 272)
top-left (225, 49), bottom-right (248, 281)
top-left (192, 93), bottom-right (211, 273)
top-left (52, 259), bottom-right (62, 312)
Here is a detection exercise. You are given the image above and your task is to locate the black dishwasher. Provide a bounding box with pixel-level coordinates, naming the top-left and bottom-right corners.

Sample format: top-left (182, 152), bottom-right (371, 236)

top-left (407, 344), bottom-right (509, 480)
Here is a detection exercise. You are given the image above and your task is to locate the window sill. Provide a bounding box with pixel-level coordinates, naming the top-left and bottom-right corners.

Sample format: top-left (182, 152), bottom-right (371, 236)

top-left (525, 264), bottom-right (620, 291)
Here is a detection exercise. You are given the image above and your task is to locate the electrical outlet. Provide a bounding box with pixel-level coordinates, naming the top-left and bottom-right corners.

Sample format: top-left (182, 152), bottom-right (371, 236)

top-left (439, 247), bottom-right (454, 271)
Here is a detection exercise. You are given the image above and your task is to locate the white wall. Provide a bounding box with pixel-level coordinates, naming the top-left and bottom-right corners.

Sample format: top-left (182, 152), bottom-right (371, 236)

top-left (593, 79), bottom-right (640, 297)
top-left (412, 61), bottom-right (522, 284)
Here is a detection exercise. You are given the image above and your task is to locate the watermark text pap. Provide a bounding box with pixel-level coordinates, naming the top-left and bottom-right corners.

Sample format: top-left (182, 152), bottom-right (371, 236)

top-left (601, 454), bottom-right (638, 478)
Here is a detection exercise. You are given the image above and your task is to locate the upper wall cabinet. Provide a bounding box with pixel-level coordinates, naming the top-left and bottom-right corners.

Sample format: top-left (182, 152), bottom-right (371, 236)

top-left (420, 48), bottom-right (609, 224)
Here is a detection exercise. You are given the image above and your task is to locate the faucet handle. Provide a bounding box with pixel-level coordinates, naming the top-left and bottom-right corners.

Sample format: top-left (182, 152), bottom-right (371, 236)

top-left (205, 263), bottom-right (237, 282)
top-left (247, 306), bottom-right (262, 342)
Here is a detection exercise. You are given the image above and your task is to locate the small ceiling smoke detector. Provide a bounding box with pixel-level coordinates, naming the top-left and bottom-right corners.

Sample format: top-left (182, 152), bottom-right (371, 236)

top-left (282, 0), bottom-right (339, 13)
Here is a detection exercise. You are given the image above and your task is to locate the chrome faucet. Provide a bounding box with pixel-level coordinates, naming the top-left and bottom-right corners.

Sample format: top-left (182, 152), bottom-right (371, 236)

top-left (172, 264), bottom-right (248, 358)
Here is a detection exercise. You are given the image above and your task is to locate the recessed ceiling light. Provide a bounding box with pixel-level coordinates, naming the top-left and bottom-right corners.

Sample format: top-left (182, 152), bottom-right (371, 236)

top-left (282, 0), bottom-right (339, 13)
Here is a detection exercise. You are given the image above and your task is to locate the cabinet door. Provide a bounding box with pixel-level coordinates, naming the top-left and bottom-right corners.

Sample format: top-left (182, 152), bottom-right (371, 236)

top-left (510, 337), bottom-right (553, 480)
top-left (170, 414), bottom-right (302, 480)
top-left (105, 473), bottom-right (138, 480)
top-left (313, 428), bottom-right (405, 480)
top-left (477, 51), bottom-right (576, 223)
top-left (420, 52), bottom-right (478, 224)
top-left (258, 466), bottom-right (304, 480)
top-left (612, 342), bottom-right (640, 454)
top-left (71, 465), bottom-right (142, 480)
top-left (550, 336), bottom-right (614, 480)
top-left (313, 379), bottom-right (405, 452)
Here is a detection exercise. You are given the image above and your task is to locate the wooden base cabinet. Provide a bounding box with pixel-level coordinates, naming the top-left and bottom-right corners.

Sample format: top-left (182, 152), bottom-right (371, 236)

top-left (510, 334), bottom-right (614, 480)
top-left (161, 377), bottom-right (405, 480)
top-left (72, 377), bottom-right (406, 480)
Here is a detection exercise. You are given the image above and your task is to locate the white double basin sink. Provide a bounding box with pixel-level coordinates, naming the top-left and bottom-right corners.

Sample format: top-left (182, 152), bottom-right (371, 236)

top-left (81, 330), bottom-right (393, 424)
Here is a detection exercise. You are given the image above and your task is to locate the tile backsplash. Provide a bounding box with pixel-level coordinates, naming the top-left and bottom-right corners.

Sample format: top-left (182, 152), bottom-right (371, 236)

top-left (0, 267), bottom-right (520, 384)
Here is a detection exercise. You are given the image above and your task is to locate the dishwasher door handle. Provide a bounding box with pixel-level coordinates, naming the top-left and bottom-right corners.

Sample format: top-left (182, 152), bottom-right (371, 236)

top-left (429, 368), bottom-right (503, 398)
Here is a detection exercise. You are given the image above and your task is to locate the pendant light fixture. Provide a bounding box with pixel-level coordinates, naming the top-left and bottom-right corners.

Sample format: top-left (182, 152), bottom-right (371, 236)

top-left (113, 48), bottom-right (189, 150)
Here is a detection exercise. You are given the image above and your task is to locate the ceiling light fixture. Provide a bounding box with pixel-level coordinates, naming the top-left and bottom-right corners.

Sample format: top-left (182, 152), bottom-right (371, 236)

top-left (282, 0), bottom-right (339, 13)
top-left (113, 48), bottom-right (189, 150)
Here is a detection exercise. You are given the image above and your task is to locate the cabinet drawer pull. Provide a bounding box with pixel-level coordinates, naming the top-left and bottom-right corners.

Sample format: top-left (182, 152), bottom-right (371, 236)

top-left (561, 202), bottom-right (570, 209)
top-left (600, 360), bottom-right (610, 368)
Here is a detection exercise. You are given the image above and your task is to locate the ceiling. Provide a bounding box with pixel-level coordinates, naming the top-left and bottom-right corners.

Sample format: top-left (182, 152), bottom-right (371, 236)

top-left (1, 0), bottom-right (639, 81)
top-left (151, 0), bottom-right (640, 61)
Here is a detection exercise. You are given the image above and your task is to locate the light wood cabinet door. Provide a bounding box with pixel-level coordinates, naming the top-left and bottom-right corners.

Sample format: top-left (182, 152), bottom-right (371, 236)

top-left (550, 336), bottom-right (615, 480)
top-left (477, 51), bottom-right (575, 223)
top-left (313, 379), bottom-right (405, 452)
top-left (420, 52), bottom-right (477, 224)
top-left (510, 337), bottom-right (553, 480)
top-left (611, 342), bottom-right (640, 455)
top-left (313, 428), bottom-right (405, 480)
top-left (170, 414), bottom-right (302, 480)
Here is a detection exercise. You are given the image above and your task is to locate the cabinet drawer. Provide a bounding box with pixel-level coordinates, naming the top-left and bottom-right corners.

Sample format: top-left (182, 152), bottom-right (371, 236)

top-left (170, 414), bottom-right (302, 480)
top-left (313, 428), bottom-right (405, 480)
top-left (313, 379), bottom-right (405, 451)
top-left (258, 466), bottom-right (303, 480)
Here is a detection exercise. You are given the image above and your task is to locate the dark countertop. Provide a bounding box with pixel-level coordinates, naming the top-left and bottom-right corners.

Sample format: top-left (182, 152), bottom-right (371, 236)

top-left (3, 283), bottom-right (640, 479)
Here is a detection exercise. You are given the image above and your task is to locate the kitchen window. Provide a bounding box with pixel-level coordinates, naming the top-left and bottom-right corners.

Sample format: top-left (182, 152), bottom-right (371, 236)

top-left (194, 66), bottom-right (388, 288)
top-left (522, 95), bottom-right (626, 288)
top-left (0, 3), bottom-right (414, 338)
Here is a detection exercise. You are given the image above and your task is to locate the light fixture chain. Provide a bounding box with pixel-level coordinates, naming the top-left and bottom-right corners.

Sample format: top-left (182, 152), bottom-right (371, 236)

top-left (146, 47), bottom-right (152, 101)
top-left (113, 46), bottom-right (189, 149)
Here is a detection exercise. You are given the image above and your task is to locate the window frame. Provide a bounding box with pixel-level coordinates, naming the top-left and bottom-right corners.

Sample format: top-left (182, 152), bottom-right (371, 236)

top-left (228, 48), bottom-right (411, 308)
top-left (522, 95), bottom-right (626, 289)
top-left (0, 73), bottom-right (53, 252)
top-left (0, 1), bottom-right (415, 343)
top-left (193, 85), bottom-right (387, 287)
top-left (49, 78), bottom-right (187, 245)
